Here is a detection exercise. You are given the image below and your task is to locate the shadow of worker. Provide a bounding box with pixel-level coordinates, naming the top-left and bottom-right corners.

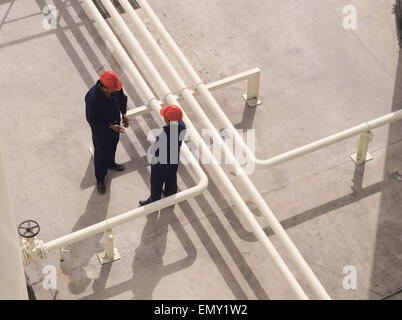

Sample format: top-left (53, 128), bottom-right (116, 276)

top-left (61, 179), bottom-right (112, 295)
top-left (131, 206), bottom-right (196, 299)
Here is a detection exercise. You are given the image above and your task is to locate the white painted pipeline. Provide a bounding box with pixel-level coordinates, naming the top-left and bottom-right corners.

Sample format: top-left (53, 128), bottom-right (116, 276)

top-left (134, 0), bottom-right (330, 300)
top-left (118, 0), bottom-right (188, 92)
top-left (257, 110), bottom-right (402, 169)
top-left (0, 141), bottom-right (28, 299)
top-left (136, 0), bottom-right (202, 87)
top-left (136, 0), bottom-right (402, 172)
top-left (88, 0), bottom-right (309, 299)
top-left (45, 146), bottom-right (207, 252)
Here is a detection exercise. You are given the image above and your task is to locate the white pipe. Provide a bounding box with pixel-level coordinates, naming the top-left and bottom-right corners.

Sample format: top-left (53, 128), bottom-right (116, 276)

top-left (258, 110), bottom-right (402, 169)
top-left (0, 141), bottom-right (28, 300)
top-left (88, 0), bottom-right (309, 299)
top-left (136, 0), bottom-right (402, 172)
top-left (45, 147), bottom-right (207, 252)
top-left (136, 0), bottom-right (202, 87)
top-left (134, 0), bottom-right (330, 299)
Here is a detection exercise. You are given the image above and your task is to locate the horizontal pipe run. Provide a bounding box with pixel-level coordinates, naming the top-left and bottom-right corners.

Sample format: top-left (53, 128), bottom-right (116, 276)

top-left (126, 105), bottom-right (152, 119)
top-left (258, 123), bottom-right (369, 168)
top-left (127, 85), bottom-right (402, 172)
top-left (125, 68), bottom-right (260, 112)
top-left (136, 0), bottom-right (402, 172)
top-left (205, 68), bottom-right (261, 92)
top-left (44, 221), bottom-right (108, 253)
top-left (367, 110), bottom-right (402, 130)
top-left (258, 110), bottom-right (402, 169)
top-left (45, 147), bottom-right (208, 253)
top-left (105, 0), bottom-right (310, 299)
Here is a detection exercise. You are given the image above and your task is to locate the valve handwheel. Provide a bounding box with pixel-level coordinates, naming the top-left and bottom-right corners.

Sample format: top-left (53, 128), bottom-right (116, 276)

top-left (18, 220), bottom-right (40, 238)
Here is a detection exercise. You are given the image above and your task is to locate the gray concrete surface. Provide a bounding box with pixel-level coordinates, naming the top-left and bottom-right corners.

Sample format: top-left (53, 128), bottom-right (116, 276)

top-left (0, 0), bottom-right (401, 300)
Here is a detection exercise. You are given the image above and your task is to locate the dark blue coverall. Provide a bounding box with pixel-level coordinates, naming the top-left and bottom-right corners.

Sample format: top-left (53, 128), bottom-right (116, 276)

top-left (145, 120), bottom-right (186, 204)
top-left (85, 80), bottom-right (127, 183)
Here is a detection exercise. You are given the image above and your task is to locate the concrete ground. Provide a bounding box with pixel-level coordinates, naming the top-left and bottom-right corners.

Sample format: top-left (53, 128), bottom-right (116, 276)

top-left (1, 0), bottom-right (402, 300)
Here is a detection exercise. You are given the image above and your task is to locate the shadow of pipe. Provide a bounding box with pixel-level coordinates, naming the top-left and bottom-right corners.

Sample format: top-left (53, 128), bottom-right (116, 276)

top-left (81, 206), bottom-right (197, 300)
top-left (263, 179), bottom-right (387, 238)
top-left (177, 165), bottom-right (269, 299)
top-left (234, 102), bottom-right (258, 130)
top-left (60, 179), bottom-right (112, 295)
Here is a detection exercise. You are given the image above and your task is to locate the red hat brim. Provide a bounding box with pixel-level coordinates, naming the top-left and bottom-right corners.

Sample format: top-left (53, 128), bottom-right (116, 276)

top-left (114, 80), bottom-right (122, 91)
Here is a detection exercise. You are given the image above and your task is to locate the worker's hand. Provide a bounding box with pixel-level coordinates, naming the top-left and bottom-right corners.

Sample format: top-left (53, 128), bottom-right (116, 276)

top-left (110, 124), bottom-right (125, 133)
top-left (122, 114), bottom-right (130, 128)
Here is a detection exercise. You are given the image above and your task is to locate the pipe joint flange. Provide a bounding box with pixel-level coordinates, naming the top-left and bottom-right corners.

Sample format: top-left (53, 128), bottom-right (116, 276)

top-left (21, 237), bottom-right (47, 266)
top-left (21, 249), bottom-right (30, 267)
top-left (104, 220), bottom-right (113, 233)
top-left (146, 97), bottom-right (159, 108)
top-left (164, 92), bottom-right (178, 102)
top-left (194, 81), bottom-right (205, 92)
top-left (363, 123), bottom-right (374, 140)
top-left (38, 239), bottom-right (48, 260)
top-left (178, 87), bottom-right (191, 97)
top-left (365, 121), bottom-right (373, 132)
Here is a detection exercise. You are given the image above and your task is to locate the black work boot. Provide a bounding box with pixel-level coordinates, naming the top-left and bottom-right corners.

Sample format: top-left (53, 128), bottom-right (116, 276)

top-left (97, 181), bottom-right (106, 195)
top-left (139, 198), bottom-right (152, 207)
top-left (110, 163), bottom-right (125, 172)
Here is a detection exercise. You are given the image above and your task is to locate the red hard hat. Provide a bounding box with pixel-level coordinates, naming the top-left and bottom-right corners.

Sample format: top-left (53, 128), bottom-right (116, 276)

top-left (100, 71), bottom-right (122, 91)
top-left (160, 105), bottom-right (183, 121)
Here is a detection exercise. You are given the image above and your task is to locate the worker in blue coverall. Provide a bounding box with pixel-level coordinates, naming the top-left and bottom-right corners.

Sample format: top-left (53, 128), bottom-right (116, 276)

top-left (85, 71), bottom-right (130, 194)
top-left (139, 105), bottom-right (186, 206)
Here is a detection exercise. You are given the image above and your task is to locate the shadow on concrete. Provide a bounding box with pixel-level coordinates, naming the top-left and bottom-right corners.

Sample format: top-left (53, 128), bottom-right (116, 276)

top-left (263, 179), bottom-right (386, 238)
top-left (234, 102), bottom-right (257, 130)
top-left (82, 206), bottom-right (197, 300)
top-left (178, 166), bottom-right (269, 299)
top-left (79, 138), bottom-right (148, 190)
top-left (60, 179), bottom-right (111, 295)
top-left (79, 108), bottom-right (268, 299)
top-left (38, 0), bottom-right (144, 102)
top-left (369, 48), bottom-right (402, 299)
top-left (351, 162), bottom-right (366, 192)
top-left (80, 158), bottom-right (96, 190)
top-left (26, 0), bottom-right (145, 295)
top-left (0, 0), bottom-right (15, 32)
top-left (130, 207), bottom-right (197, 299)
top-left (77, 115), bottom-right (198, 299)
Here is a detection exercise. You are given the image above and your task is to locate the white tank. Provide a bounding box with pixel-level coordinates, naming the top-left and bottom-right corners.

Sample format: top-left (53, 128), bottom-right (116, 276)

top-left (0, 141), bottom-right (28, 300)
